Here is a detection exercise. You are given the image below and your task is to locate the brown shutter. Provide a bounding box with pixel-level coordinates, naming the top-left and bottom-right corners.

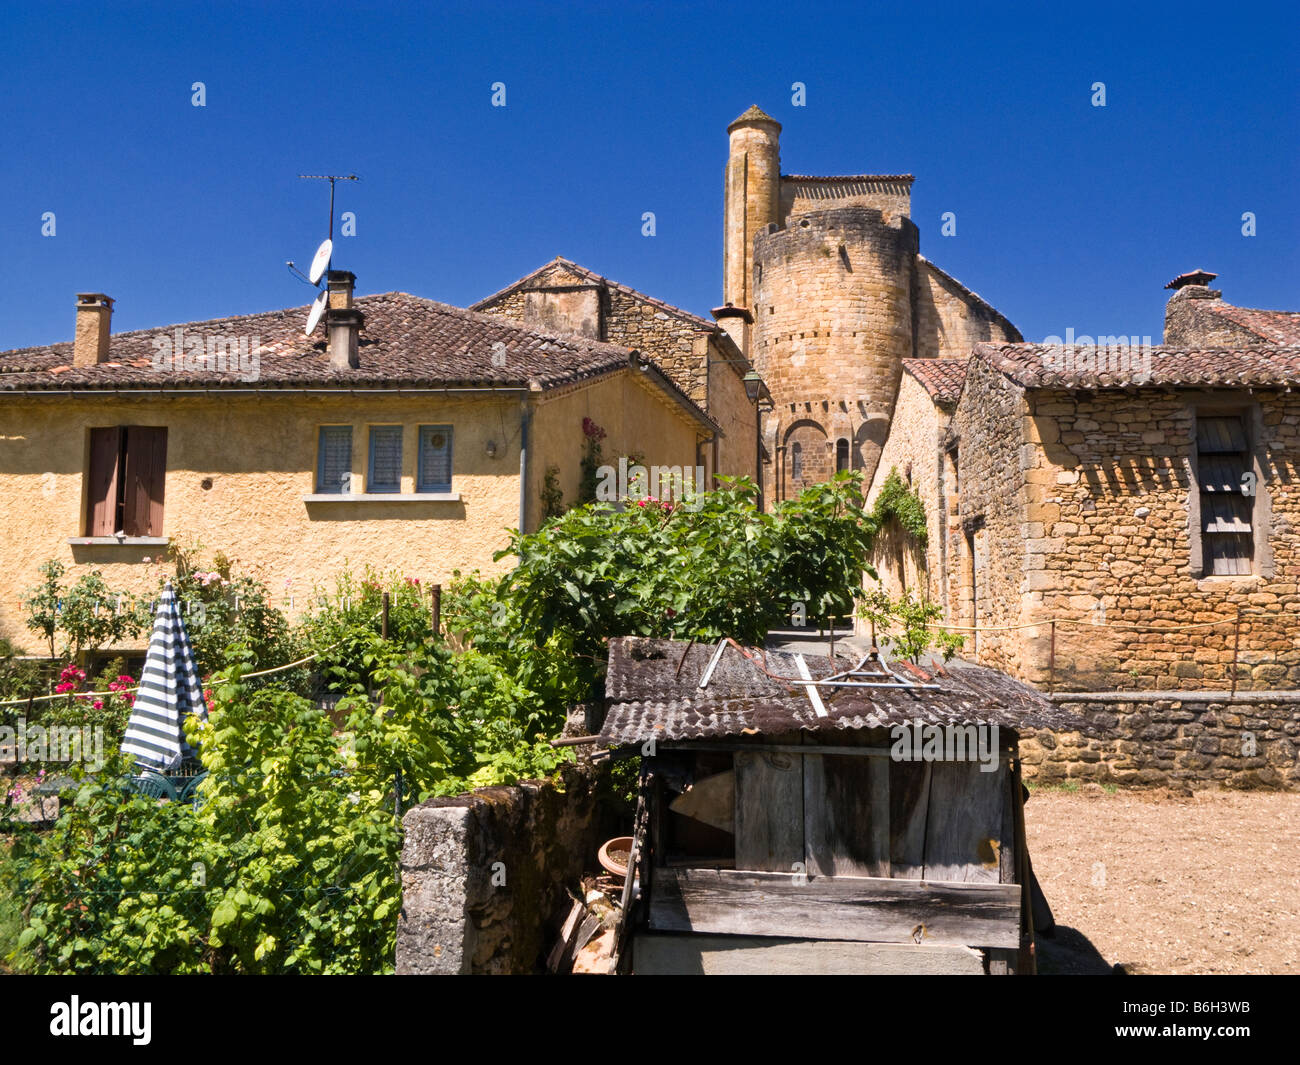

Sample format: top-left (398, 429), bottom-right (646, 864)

top-left (85, 427), bottom-right (122, 535)
top-left (123, 427), bottom-right (167, 536)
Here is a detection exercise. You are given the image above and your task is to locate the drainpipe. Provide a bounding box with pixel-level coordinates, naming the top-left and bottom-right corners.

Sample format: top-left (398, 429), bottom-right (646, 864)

top-left (518, 403), bottom-right (531, 534)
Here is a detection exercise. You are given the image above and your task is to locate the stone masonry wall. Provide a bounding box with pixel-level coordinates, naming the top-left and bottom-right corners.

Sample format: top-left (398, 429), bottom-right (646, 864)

top-left (754, 206), bottom-right (919, 500)
top-left (914, 259), bottom-right (1021, 359)
top-left (396, 758), bottom-right (615, 974)
top-left (864, 370), bottom-right (949, 603)
top-left (1020, 693), bottom-right (1300, 790)
top-left (1163, 287), bottom-right (1257, 348)
top-left (947, 357), bottom-right (1035, 674)
top-left (1022, 388), bottom-right (1300, 691)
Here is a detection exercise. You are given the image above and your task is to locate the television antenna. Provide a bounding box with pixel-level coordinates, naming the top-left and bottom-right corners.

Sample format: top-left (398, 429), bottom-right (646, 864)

top-left (285, 173), bottom-right (359, 334)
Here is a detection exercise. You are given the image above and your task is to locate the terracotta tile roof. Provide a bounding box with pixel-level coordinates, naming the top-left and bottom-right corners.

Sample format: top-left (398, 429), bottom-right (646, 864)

top-left (973, 341), bottom-right (1300, 390)
top-left (0, 292), bottom-right (680, 399)
top-left (472, 256), bottom-right (720, 334)
top-left (1202, 303), bottom-right (1300, 346)
top-left (902, 358), bottom-right (968, 407)
top-left (598, 637), bottom-right (1085, 744)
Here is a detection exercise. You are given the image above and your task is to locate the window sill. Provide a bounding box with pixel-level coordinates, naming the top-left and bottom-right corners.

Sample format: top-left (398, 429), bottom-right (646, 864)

top-left (303, 493), bottom-right (460, 503)
top-left (67, 536), bottom-right (169, 546)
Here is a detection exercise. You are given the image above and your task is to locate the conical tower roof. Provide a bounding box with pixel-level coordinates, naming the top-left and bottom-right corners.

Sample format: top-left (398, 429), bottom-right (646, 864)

top-left (727, 104), bottom-right (781, 133)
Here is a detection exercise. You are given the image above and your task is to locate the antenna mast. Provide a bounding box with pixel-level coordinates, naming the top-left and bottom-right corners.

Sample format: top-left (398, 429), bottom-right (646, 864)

top-left (298, 173), bottom-right (359, 246)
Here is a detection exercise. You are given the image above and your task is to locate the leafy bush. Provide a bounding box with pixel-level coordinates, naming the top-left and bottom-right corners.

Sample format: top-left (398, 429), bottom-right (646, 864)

top-left (20, 561), bottom-right (144, 661)
top-left (856, 587), bottom-right (965, 663)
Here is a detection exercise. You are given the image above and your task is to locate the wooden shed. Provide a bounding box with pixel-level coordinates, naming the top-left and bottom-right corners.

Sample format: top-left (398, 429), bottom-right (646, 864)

top-left (597, 637), bottom-right (1085, 975)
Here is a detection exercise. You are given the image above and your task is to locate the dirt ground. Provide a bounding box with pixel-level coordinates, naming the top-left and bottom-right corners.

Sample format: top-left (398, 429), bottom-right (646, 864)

top-left (1025, 786), bottom-right (1300, 975)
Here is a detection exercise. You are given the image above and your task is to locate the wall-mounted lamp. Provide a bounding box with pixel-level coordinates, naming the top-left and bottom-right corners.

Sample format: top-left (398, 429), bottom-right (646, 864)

top-left (485, 440), bottom-right (499, 459)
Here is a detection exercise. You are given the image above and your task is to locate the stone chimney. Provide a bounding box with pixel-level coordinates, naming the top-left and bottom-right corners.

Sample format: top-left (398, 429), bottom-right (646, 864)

top-left (73, 293), bottom-right (115, 367)
top-left (1163, 269), bottom-right (1222, 346)
top-left (327, 307), bottom-right (364, 369)
top-left (326, 270), bottom-right (355, 311)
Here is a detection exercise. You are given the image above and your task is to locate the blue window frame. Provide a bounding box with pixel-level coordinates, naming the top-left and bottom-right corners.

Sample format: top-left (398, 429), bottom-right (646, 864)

top-left (417, 425), bottom-right (453, 493)
top-left (367, 426), bottom-right (403, 494)
top-left (316, 426), bottom-right (353, 494)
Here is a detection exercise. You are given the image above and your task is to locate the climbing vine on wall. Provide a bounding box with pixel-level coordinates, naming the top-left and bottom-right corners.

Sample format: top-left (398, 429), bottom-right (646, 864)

top-left (871, 467), bottom-right (928, 546)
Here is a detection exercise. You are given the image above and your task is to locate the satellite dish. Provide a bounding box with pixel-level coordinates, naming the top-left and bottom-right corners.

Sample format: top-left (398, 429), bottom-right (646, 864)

top-left (305, 290), bottom-right (328, 335)
top-left (308, 239), bottom-right (333, 285)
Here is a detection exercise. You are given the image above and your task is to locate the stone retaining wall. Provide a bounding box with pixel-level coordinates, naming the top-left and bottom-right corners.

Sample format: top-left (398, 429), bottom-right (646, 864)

top-left (395, 758), bottom-right (616, 974)
top-left (1020, 691), bottom-right (1300, 790)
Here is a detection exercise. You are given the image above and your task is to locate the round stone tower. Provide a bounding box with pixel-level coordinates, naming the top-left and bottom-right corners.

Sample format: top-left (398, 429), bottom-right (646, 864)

top-left (752, 206), bottom-right (919, 500)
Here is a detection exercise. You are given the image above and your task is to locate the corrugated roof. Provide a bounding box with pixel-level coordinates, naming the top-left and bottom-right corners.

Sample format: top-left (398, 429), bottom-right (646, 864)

top-left (599, 637), bottom-right (1086, 744)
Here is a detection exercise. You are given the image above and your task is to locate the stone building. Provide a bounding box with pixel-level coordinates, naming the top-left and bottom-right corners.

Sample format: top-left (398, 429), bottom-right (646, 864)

top-left (866, 275), bottom-right (1300, 694)
top-left (473, 257), bottom-right (760, 489)
top-left (717, 105), bottom-right (1021, 504)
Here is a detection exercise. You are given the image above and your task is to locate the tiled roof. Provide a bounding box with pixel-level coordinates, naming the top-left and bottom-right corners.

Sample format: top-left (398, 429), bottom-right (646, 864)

top-left (0, 294), bottom-right (707, 416)
top-left (1202, 303), bottom-right (1300, 346)
top-left (902, 358), bottom-right (968, 407)
top-left (599, 637), bottom-right (1085, 745)
top-left (973, 341), bottom-right (1300, 390)
top-left (472, 256), bottom-right (720, 334)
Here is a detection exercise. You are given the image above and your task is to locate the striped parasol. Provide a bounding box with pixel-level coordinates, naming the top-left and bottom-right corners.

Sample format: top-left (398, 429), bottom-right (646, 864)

top-left (121, 582), bottom-right (208, 770)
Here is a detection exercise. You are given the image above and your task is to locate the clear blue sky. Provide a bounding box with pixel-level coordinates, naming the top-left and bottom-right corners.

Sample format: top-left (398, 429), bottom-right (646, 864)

top-left (1, 0), bottom-right (1295, 351)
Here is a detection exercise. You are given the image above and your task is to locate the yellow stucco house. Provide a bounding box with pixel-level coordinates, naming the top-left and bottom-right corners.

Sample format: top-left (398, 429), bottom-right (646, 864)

top-left (0, 273), bottom-right (722, 650)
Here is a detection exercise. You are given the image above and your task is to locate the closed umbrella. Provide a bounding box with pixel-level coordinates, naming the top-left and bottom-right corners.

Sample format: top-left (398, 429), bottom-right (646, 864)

top-left (121, 583), bottom-right (208, 771)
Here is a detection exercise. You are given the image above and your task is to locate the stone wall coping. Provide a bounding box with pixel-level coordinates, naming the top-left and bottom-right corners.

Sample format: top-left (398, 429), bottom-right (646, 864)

top-left (1050, 690), bottom-right (1300, 704)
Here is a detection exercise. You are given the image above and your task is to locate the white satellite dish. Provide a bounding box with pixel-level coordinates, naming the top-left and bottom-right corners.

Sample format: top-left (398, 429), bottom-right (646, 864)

top-left (308, 238), bottom-right (333, 284)
top-left (305, 290), bottom-right (328, 335)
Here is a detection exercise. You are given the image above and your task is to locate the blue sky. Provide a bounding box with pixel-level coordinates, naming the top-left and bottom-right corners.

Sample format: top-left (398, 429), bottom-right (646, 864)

top-left (1, 0), bottom-right (1295, 351)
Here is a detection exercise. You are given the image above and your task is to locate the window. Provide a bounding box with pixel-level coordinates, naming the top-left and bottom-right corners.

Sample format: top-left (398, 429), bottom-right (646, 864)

top-left (86, 426), bottom-right (167, 537)
top-left (1197, 413), bottom-right (1254, 575)
top-left (417, 425), bottom-right (453, 493)
top-left (790, 442), bottom-right (803, 481)
top-left (317, 426), bottom-right (353, 494)
top-left (367, 426), bottom-right (403, 493)
top-left (835, 437), bottom-right (850, 472)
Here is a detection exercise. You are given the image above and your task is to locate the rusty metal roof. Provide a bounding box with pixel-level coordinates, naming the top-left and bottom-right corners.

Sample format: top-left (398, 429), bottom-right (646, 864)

top-left (599, 637), bottom-right (1087, 744)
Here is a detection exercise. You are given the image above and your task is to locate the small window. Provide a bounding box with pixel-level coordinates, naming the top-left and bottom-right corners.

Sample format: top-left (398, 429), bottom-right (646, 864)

top-left (790, 442), bottom-right (803, 480)
top-left (417, 425), bottom-right (453, 493)
top-left (86, 426), bottom-right (167, 536)
top-left (317, 426), bottom-right (353, 494)
top-left (835, 437), bottom-right (850, 473)
top-left (1197, 413), bottom-right (1253, 575)
top-left (367, 426), bottom-right (403, 494)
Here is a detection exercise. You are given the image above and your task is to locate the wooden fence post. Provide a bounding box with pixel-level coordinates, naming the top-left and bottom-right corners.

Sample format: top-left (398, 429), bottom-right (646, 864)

top-left (431, 584), bottom-right (442, 640)
top-left (381, 592), bottom-right (390, 640)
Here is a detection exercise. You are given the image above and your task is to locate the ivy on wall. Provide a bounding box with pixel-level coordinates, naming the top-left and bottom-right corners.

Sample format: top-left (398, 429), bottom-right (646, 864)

top-left (871, 467), bottom-right (928, 546)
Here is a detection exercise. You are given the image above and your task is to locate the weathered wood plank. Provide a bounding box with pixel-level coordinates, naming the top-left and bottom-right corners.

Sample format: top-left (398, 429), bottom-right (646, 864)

top-left (923, 759), bottom-right (1007, 884)
top-left (648, 867), bottom-right (1020, 947)
top-left (804, 732), bottom-right (890, 877)
top-left (632, 934), bottom-right (986, 975)
top-left (734, 738), bottom-right (803, 873)
top-left (889, 760), bottom-right (931, 878)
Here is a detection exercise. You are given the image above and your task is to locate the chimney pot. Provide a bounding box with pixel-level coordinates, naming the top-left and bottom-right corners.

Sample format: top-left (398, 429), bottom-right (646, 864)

top-left (326, 270), bottom-right (356, 311)
top-left (327, 307), bottom-right (364, 370)
top-left (73, 293), bottom-right (114, 367)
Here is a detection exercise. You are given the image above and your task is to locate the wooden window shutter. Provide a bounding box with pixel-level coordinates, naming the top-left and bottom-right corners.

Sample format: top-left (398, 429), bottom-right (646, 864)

top-left (1196, 414), bottom-right (1253, 576)
top-left (85, 427), bottom-right (123, 535)
top-left (123, 427), bottom-right (167, 537)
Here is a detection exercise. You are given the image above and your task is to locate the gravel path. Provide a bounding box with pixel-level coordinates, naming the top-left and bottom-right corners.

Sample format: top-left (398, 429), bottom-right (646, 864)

top-left (1025, 787), bottom-right (1300, 975)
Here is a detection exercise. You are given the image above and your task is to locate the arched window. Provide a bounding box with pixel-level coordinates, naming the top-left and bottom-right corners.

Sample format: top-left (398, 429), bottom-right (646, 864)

top-left (790, 442), bottom-right (803, 480)
top-left (835, 437), bottom-right (849, 472)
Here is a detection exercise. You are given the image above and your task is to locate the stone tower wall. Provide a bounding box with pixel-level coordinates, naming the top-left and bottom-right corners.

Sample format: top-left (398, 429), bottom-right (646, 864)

top-left (753, 206), bottom-right (919, 496)
top-left (723, 118), bottom-right (781, 314)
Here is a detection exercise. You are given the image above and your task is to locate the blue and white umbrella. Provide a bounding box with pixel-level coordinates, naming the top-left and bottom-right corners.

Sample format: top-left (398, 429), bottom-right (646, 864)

top-left (120, 583), bottom-right (208, 771)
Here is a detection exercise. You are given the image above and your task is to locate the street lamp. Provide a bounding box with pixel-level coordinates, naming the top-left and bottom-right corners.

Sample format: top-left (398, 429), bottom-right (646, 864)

top-left (743, 370), bottom-right (772, 510)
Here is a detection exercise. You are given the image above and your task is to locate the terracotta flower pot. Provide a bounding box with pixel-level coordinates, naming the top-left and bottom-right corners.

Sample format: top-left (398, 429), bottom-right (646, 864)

top-left (598, 836), bottom-right (634, 879)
